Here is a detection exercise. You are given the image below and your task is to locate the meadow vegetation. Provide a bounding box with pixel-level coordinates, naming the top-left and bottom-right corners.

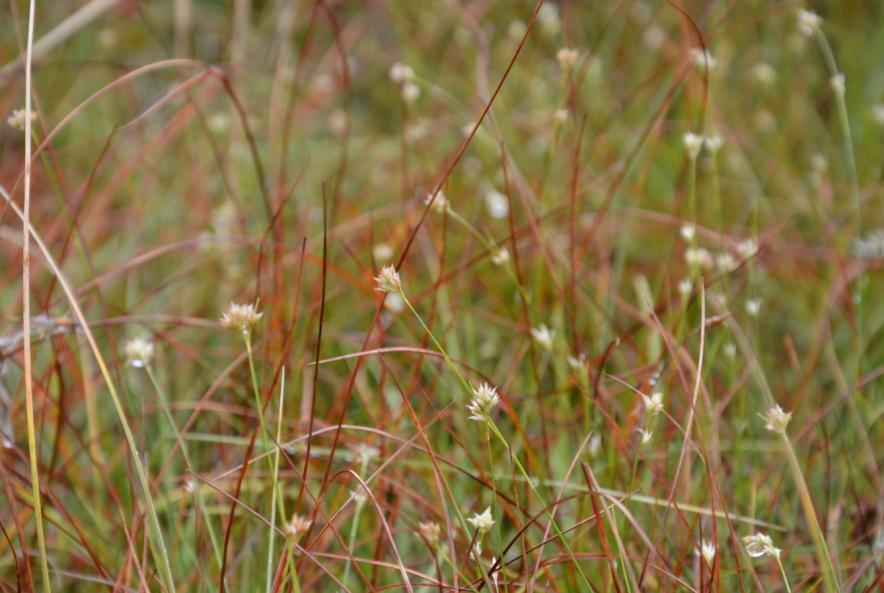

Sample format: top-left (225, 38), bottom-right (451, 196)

top-left (0, 1), bottom-right (882, 591)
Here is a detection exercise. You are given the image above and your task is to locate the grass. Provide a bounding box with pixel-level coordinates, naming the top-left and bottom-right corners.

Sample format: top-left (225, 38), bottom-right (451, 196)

top-left (1, 0), bottom-right (882, 592)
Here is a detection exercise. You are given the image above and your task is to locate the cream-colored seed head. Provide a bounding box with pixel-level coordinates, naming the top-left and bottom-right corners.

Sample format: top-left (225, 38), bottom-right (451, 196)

top-left (417, 521), bottom-right (441, 546)
top-left (531, 324), bottom-right (555, 350)
top-left (699, 540), bottom-right (716, 564)
top-left (491, 247), bottom-right (510, 266)
top-left (389, 62), bottom-right (415, 84)
top-left (401, 81), bottom-right (421, 103)
top-left (220, 302), bottom-right (263, 333)
top-left (683, 132), bottom-right (704, 159)
top-left (685, 247), bottom-right (713, 269)
top-left (557, 47), bottom-right (579, 70)
top-left (285, 514), bottom-right (313, 541)
top-left (680, 223), bottom-right (696, 242)
top-left (743, 532), bottom-right (781, 559)
top-left (467, 506), bottom-right (494, 535)
top-left (797, 9), bottom-right (821, 37)
top-left (467, 383), bottom-right (499, 422)
top-left (424, 191), bottom-right (450, 214)
top-left (7, 108), bottom-right (36, 131)
top-left (125, 338), bottom-right (155, 368)
top-left (374, 265), bottom-right (402, 294)
top-left (764, 404), bottom-right (792, 434)
top-left (642, 391), bottom-right (664, 416)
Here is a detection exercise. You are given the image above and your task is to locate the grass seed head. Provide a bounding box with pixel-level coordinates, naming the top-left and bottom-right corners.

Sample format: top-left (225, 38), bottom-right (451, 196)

top-left (642, 391), bottom-right (664, 417)
top-left (374, 265), bottom-right (402, 294)
top-left (220, 302), bottom-right (263, 334)
top-left (285, 514), bottom-right (313, 541)
top-left (417, 521), bottom-right (441, 547)
top-left (797, 9), bottom-right (822, 37)
top-left (467, 383), bottom-right (500, 422)
top-left (743, 532), bottom-right (781, 559)
top-left (467, 506), bottom-right (494, 535)
top-left (7, 108), bottom-right (35, 131)
top-left (125, 338), bottom-right (155, 368)
top-left (556, 47), bottom-right (579, 70)
top-left (764, 404), bottom-right (792, 434)
top-left (683, 132), bottom-right (704, 159)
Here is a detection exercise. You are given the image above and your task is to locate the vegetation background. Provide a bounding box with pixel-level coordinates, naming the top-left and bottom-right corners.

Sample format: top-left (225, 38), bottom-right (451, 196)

top-left (0, 0), bottom-right (881, 591)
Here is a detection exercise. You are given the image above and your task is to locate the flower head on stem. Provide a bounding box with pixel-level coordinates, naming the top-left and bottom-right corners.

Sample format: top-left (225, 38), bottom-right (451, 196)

top-left (374, 265), bottom-right (402, 294)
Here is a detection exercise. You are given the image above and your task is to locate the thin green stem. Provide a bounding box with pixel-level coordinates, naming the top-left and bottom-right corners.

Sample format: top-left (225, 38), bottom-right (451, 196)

top-left (780, 432), bottom-right (840, 593)
top-left (485, 420), bottom-right (593, 591)
top-left (775, 555), bottom-right (794, 593)
top-left (144, 365), bottom-right (225, 577)
top-left (266, 371), bottom-right (286, 593)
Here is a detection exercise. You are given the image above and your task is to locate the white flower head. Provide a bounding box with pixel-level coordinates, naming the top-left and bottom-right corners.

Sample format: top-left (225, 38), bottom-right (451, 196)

top-left (374, 265), bottom-right (401, 294)
top-left (567, 352), bottom-right (587, 370)
top-left (401, 81), bottom-right (421, 103)
top-left (639, 429), bottom-right (653, 445)
top-left (372, 242), bottom-right (394, 263)
top-left (491, 247), bottom-right (510, 266)
top-left (698, 539), bottom-right (716, 564)
top-left (743, 532), bottom-right (781, 559)
top-left (685, 247), bottom-right (713, 269)
top-left (745, 298), bottom-right (762, 317)
top-left (7, 108), bottom-right (36, 131)
top-left (723, 342), bottom-right (737, 358)
top-left (704, 134), bottom-right (724, 154)
top-left (467, 506), bottom-right (494, 535)
top-left (683, 132), bottom-right (704, 159)
top-left (763, 404), bottom-right (792, 434)
top-left (689, 47), bottom-right (716, 70)
top-left (466, 382), bottom-right (500, 422)
top-left (125, 338), bottom-right (155, 368)
top-left (484, 189), bottom-right (509, 219)
top-left (530, 324), bottom-right (555, 350)
top-left (389, 62), bottom-right (415, 84)
top-left (677, 278), bottom-right (693, 297)
top-left (554, 108), bottom-right (569, 123)
top-left (680, 223), bottom-right (696, 242)
top-left (557, 47), bottom-right (579, 70)
top-left (736, 238), bottom-right (759, 260)
top-left (424, 191), bottom-right (450, 214)
top-left (285, 515), bottom-right (313, 541)
top-left (715, 252), bottom-right (738, 274)
top-left (852, 229), bottom-right (884, 259)
top-left (417, 521), bottom-right (441, 546)
top-left (797, 9), bottom-right (822, 37)
top-left (220, 302), bottom-right (263, 334)
top-left (642, 391), bottom-right (664, 417)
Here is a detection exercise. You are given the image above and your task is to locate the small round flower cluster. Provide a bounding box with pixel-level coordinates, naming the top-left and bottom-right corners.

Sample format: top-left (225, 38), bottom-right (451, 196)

top-left (682, 132), bottom-right (725, 159)
top-left (466, 383), bottom-right (499, 423)
top-left (389, 62), bottom-right (420, 103)
top-left (220, 302), bottom-right (263, 335)
top-left (6, 108), bottom-right (36, 131)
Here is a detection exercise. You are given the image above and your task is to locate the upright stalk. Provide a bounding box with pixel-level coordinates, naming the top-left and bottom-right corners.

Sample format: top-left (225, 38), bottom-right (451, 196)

top-left (22, 1), bottom-right (51, 590)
